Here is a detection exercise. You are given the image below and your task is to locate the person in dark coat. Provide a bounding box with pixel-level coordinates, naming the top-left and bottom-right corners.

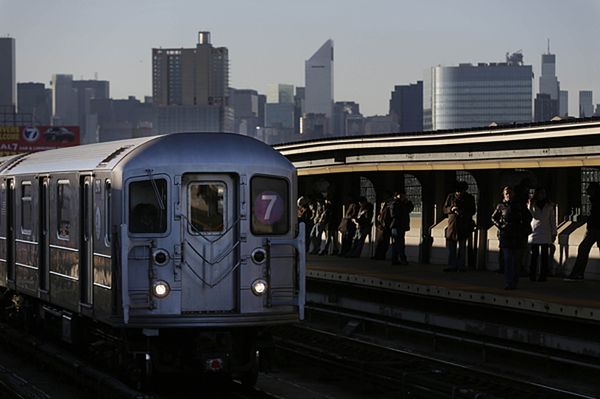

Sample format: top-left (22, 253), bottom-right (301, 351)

top-left (492, 186), bottom-right (533, 290)
top-left (389, 191), bottom-right (414, 265)
top-left (566, 182), bottom-right (600, 280)
top-left (318, 198), bottom-right (339, 255)
top-left (443, 181), bottom-right (476, 271)
top-left (338, 196), bottom-right (358, 257)
top-left (372, 192), bottom-right (394, 260)
top-left (347, 197), bottom-right (374, 258)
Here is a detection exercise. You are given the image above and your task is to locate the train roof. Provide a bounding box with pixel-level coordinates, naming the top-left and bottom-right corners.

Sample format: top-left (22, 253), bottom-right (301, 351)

top-left (0, 133), bottom-right (294, 176)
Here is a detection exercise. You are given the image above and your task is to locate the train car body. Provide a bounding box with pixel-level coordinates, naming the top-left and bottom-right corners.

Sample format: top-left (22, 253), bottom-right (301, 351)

top-left (0, 132), bottom-right (305, 380)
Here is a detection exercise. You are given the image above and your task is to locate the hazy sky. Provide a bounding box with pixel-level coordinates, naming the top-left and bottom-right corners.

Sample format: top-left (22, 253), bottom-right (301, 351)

top-left (1, 0), bottom-right (599, 116)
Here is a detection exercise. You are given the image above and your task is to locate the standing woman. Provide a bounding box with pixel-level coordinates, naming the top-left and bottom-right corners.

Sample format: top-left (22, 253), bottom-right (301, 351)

top-left (492, 186), bottom-right (532, 290)
top-left (528, 188), bottom-right (557, 282)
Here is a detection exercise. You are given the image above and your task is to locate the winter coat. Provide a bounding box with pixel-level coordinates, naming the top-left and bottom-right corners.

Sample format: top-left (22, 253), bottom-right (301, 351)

top-left (492, 200), bottom-right (532, 248)
top-left (443, 192), bottom-right (476, 241)
top-left (389, 198), bottom-right (414, 232)
top-left (528, 201), bottom-right (557, 244)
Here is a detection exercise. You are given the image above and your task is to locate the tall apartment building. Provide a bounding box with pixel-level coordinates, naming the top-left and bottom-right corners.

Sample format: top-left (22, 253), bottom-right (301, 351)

top-left (152, 31), bottom-right (232, 133)
top-left (389, 81), bottom-right (423, 132)
top-left (423, 52), bottom-right (533, 131)
top-left (0, 37), bottom-right (16, 114)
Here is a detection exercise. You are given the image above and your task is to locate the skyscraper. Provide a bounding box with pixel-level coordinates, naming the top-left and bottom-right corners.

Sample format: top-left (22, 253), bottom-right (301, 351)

top-left (52, 74), bottom-right (78, 125)
top-left (579, 91), bottom-right (593, 118)
top-left (389, 81), bottom-right (423, 132)
top-left (559, 90), bottom-right (569, 117)
top-left (534, 44), bottom-right (560, 121)
top-left (152, 32), bottom-right (232, 133)
top-left (423, 52), bottom-right (533, 131)
top-left (153, 31), bottom-right (228, 107)
top-left (0, 37), bottom-right (16, 112)
top-left (18, 82), bottom-right (52, 125)
top-left (304, 39), bottom-right (334, 134)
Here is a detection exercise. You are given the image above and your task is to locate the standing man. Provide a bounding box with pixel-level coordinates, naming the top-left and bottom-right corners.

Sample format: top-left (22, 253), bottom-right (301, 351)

top-left (566, 182), bottom-right (600, 280)
top-left (372, 191), bottom-right (394, 260)
top-left (443, 181), bottom-right (476, 271)
top-left (389, 191), bottom-right (414, 265)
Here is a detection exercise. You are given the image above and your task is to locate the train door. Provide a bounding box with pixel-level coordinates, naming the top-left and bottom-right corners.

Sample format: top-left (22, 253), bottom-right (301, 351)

top-left (181, 174), bottom-right (238, 312)
top-left (6, 178), bottom-right (15, 286)
top-left (80, 175), bottom-right (93, 306)
top-left (39, 177), bottom-right (50, 293)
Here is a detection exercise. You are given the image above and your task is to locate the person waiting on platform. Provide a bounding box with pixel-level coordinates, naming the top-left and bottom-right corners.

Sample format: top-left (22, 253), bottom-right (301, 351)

top-left (318, 198), bottom-right (338, 255)
top-left (443, 181), bottom-right (476, 272)
top-left (528, 187), bottom-right (556, 282)
top-left (492, 186), bottom-right (532, 290)
top-left (372, 191), bottom-right (394, 260)
top-left (308, 197), bottom-right (325, 254)
top-left (347, 196), bottom-right (373, 258)
top-left (388, 191), bottom-right (414, 265)
top-left (566, 182), bottom-right (600, 281)
top-left (338, 196), bottom-right (359, 257)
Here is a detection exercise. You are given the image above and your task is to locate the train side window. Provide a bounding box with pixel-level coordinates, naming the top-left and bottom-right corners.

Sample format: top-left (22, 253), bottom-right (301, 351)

top-left (251, 176), bottom-right (289, 235)
top-left (21, 182), bottom-right (32, 236)
top-left (57, 180), bottom-right (71, 240)
top-left (104, 180), bottom-right (111, 246)
top-left (129, 179), bottom-right (167, 234)
top-left (188, 183), bottom-right (225, 234)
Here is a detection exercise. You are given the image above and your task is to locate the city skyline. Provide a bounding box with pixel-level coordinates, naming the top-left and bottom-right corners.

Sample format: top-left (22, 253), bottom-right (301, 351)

top-left (1, 0), bottom-right (599, 117)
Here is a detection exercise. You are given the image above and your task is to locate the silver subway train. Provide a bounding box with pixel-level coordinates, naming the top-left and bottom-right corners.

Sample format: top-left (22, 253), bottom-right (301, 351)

top-left (0, 132), bottom-right (305, 383)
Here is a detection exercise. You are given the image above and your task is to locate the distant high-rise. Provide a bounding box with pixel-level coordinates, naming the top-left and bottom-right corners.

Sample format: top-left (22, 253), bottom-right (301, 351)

top-left (423, 53), bottom-right (533, 130)
top-left (52, 74), bottom-right (78, 125)
top-left (534, 44), bottom-right (560, 122)
top-left (230, 88), bottom-right (260, 135)
top-left (389, 81), bottom-right (423, 132)
top-left (72, 79), bottom-right (110, 143)
top-left (305, 40), bottom-right (334, 126)
top-left (152, 31), bottom-right (232, 133)
top-left (559, 90), bottom-right (569, 117)
top-left (267, 84), bottom-right (294, 104)
top-left (579, 91), bottom-right (593, 118)
top-left (539, 45), bottom-right (559, 100)
top-left (333, 101), bottom-right (361, 136)
top-left (0, 37), bottom-right (16, 112)
top-left (18, 82), bottom-right (52, 125)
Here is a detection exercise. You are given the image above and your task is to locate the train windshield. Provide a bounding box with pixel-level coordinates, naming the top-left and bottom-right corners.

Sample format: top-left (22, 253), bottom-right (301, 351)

top-left (251, 176), bottom-right (289, 235)
top-left (188, 182), bottom-right (225, 233)
top-left (129, 179), bottom-right (168, 234)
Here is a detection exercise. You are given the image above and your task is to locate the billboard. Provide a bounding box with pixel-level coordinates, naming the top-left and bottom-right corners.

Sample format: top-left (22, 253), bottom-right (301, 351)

top-left (0, 126), bottom-right (80, 156)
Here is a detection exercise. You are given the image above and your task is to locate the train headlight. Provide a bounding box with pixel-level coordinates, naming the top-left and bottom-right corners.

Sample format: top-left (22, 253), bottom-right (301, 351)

top-left (152, 280), bottom-right (170, 299)
top-left (251, 248), bottom-right (267, 264)
top-left (251, 279), bottom-right (268, 296)
top-left (152, 249), bottom-right (169, 266)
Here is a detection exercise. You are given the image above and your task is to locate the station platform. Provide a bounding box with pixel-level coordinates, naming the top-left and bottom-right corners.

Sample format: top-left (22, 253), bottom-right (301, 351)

top-left (305, 255), bottom-right (600, 323)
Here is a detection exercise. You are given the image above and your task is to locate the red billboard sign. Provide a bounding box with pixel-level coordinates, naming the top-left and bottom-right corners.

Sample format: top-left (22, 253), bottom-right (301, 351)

top-left (0, 126), bottom-right (81, 156)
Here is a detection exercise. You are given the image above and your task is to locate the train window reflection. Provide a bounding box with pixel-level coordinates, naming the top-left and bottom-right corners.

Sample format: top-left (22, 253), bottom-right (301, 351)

top-left (129, 179), bottom-right (167, 234)
top-left (188, 183), bottom-right (225, 234)
top-left (21, 182), bottom-right (32, 235)
top-left (57, 180), bottom-right (71, 240)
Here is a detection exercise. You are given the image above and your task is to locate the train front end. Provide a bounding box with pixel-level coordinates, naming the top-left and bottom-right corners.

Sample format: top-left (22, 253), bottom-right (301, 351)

top-left (116, 132), bottom-right (304, 381)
